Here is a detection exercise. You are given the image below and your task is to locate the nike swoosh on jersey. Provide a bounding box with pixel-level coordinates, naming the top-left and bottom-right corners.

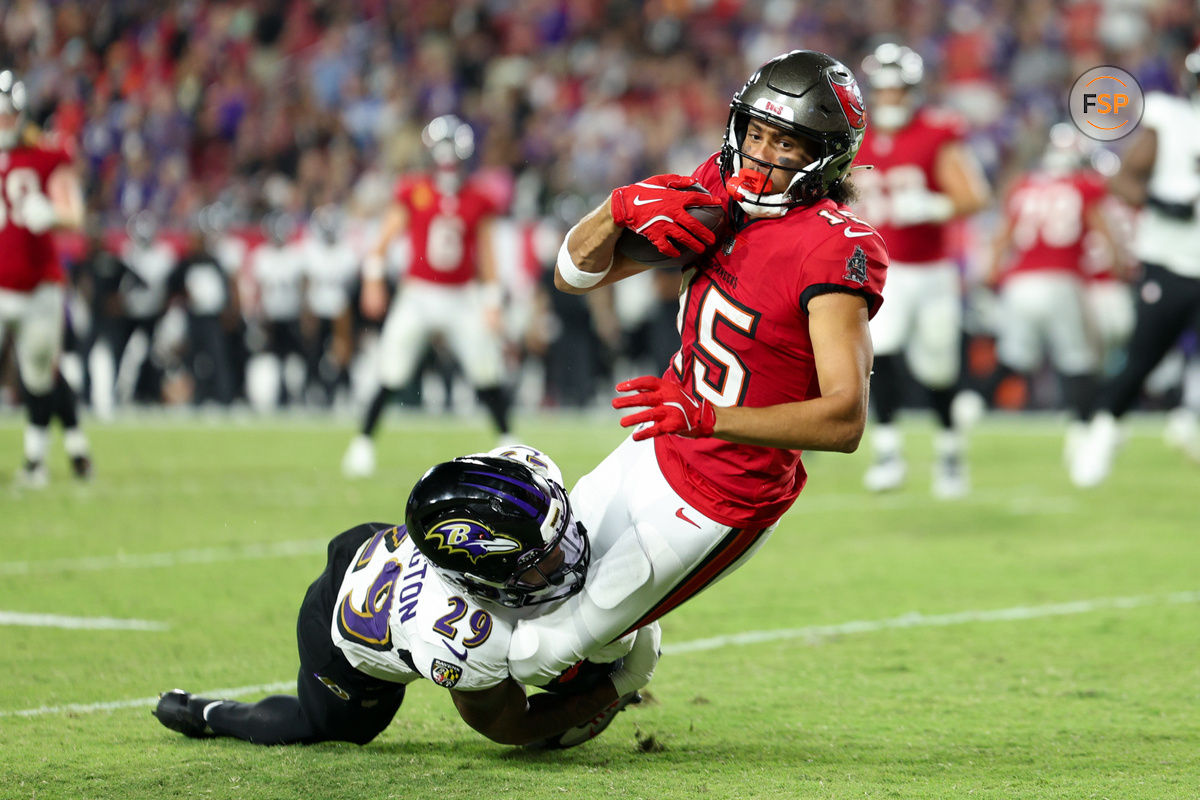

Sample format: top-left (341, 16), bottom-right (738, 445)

top-left (843, 229), bottom-right (877, 238)
top-left (675, 507), bottom-right (701, 528)
top-left (441, 640), bottom-right (468, 661)
top-left (632, 196), bottom-right (662, 206)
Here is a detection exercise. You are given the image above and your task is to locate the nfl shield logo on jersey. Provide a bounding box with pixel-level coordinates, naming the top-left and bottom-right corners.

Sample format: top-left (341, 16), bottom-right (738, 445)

top-left (843, 245), bottom-right (869, 285)
top-left (431, 659), bottom-right (463, 688)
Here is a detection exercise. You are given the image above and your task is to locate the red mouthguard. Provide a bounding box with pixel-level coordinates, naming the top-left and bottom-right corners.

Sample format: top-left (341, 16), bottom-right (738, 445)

top-left (725, 168), bottom-right (774, 200)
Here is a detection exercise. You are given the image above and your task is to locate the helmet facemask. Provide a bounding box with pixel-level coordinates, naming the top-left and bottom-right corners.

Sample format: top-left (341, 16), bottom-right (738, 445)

top-left (447, 478), bottom-right (590, 608)
top-left (407, 456), bottom-right (590, 609)
top-left (722, 109), bottom-right (842, 216)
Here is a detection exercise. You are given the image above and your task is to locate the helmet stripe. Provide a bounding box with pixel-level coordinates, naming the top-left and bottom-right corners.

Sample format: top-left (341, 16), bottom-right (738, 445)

top-left (460, 482), bottom-right (541, 517)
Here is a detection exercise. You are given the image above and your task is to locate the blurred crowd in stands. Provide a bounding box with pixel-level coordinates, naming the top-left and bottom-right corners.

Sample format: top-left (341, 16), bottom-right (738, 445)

top-left (1, 0), bottom-right (1198, 416)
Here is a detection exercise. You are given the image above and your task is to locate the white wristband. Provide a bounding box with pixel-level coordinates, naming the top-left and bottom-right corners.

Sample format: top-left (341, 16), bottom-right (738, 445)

top-left (362, 253), bottom-right (385, 281)
top-left (556, 232), bottom-right (611, 289)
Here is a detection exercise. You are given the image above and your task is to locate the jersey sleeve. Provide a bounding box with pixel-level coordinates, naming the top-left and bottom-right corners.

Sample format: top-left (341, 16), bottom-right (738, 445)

top-left (690, 152), bottom-right (727, 199)
top-left (797, 227), bottom-right (888, 318)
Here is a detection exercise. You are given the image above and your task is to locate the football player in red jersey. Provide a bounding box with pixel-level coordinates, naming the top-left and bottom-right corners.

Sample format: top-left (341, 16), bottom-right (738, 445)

top-left (853, 43), bottom-right (991, 498)
top-left (985, 124), bottom-right (1122, 465)
top-left (343, 115), bottom-right (511, 477)
top-left (506, 50), bottom-right (889, 687)
top-left (0, 70), bottom-right (92, 487)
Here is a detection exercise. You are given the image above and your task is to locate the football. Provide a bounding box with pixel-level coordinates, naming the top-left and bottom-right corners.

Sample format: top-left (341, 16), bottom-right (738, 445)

top-left (615, 183), bottom-right (726, 270)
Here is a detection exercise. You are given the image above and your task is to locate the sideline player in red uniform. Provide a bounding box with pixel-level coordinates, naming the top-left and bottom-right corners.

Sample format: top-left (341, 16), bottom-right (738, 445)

top-left (853, 43), bottom-right (991, 498)
top-left (343, 115), bottom-right (512, 477)
top-left (506, 50), bottom-right (889, 685)
top-left (0, 70), bottom-right (91, 487)
top-left (985, 124), bottom-right (1121, 465)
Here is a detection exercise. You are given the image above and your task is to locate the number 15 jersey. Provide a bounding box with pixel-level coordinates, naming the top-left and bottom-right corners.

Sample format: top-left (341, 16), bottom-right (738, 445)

top-left (653, 153), bottom-right (889, 527)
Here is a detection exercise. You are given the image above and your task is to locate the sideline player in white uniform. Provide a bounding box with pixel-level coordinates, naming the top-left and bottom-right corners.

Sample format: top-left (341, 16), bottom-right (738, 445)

top-left (247, 212), bottom-right (307, 408)
top-left (343, 115), bottom-right (511, 478)
top-left (153, 446), bottom-right (659, 748)
top-left (1072, 46), bottom-right (1200, 487)
top-left (853, 43), bottom-right (991, 498)
top-left (985, 124), bottom-right (1121, 463)
top-left (0, 69), bottom-right (92, 487)
top-left (299, 204), bottom-right (358, 406)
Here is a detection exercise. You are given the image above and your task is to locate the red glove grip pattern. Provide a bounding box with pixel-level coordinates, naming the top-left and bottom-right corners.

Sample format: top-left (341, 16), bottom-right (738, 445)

top-left (610, 174), bottom-right (720, 258)
top-left (612, 376), bottom-right (717, 442)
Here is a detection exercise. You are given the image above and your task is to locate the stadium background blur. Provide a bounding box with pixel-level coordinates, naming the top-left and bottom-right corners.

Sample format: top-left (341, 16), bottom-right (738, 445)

top-left (1, 0), bottom-right (1198, 418)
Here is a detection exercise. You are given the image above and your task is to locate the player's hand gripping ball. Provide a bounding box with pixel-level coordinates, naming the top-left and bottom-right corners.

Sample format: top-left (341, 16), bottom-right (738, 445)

top-left (611, 174), bottom-right (726, 269)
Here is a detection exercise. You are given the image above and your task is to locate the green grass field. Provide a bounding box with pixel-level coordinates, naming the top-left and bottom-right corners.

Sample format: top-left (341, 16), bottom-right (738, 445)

top-left (2, 411), bottom-right (1197, 800)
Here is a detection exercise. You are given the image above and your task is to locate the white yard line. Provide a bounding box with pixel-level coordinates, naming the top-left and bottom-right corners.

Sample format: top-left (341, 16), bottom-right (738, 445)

top-left (0, 611), bottom-right (168, 631)
top-left (0, 682), bottom-right (294, 718)
top-left (0, 539), bottom-right (329, 576)
top-left (663, 590), bottom-right (1200, 654)
top-left (3, 590), bottom-right (1196, 719)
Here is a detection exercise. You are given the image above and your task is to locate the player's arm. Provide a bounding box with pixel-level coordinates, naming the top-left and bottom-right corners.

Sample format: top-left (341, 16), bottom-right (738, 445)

top-left (1084, 202), bottom-right (1128, 280)
top-left (46, 164), bottom-right (85, 230)
top-left (476, 216), bottom-right (504, 331)
top-left (553, 198), bottom-right (655, 295)
top-left (1108, 128), bottom-right (1156, 208)
top-left (933, 141), bottom-right (991, 218)
top-left (20, 164), bottom-right (85, 234)
top-left (451, 677), bottom-right (618, 746)
top-left (455, 623), bottom-right (660, 746)
top-left (555, 175), bottom-right (719, 295)
top-left (360, 202), bottom-right (408, 319)
top-left (985, 203), bottom-right (1016, 288)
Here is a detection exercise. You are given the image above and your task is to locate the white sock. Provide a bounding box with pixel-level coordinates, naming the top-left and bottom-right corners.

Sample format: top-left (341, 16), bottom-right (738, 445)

top-left (24, 426), bottom-right (50, 464)
top-left (64, 428), bottom-right (90, 458)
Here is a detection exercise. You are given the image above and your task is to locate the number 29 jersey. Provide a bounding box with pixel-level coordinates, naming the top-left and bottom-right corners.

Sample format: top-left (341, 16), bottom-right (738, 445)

top-left (330, 525), bottom-right (514, 692)
top-left (653, 153), bottom-right (889, 527)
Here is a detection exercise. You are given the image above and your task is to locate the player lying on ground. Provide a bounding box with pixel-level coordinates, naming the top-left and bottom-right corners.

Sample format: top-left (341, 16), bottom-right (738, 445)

top-left (153, 446), bottom-right (659, 748)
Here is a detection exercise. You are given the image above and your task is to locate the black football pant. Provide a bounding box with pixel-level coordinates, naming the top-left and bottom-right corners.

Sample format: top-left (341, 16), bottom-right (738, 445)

top-left (1100, 263), bottom-right (1200, 418)
top-left (202, 524), bottom-right (407, 745)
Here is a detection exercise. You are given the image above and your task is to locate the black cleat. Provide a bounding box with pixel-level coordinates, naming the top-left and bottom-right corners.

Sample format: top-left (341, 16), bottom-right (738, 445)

top-left (153, 689), bottom-right (215, 738)
top-left (70, 454), bottom-right (93, 481)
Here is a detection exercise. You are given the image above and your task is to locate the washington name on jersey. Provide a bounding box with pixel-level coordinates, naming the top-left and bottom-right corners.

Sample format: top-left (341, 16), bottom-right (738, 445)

top-left (0, 143), bottom-right (72, 292)
top-left (653, 154), bottom-right (888, 527)
top-left (330, 524), bottom-right (513, 691)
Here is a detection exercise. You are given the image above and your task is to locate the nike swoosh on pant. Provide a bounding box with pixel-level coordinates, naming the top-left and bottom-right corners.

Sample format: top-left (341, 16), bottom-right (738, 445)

top-left (675, 507), bottom-right (701, 528)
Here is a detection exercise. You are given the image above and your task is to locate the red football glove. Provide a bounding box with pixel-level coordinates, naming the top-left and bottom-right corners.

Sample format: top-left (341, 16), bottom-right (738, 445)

top-left (609, 174), bottom-right (720, 258)
top-left (612, 376), bottom-right (717, 441)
